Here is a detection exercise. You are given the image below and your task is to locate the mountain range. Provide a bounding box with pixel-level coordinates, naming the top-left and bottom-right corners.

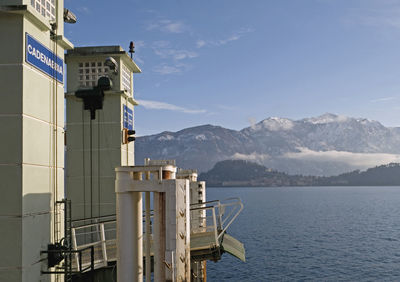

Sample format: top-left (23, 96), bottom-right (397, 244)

top-left (135, 113), bottom-right (400, 176)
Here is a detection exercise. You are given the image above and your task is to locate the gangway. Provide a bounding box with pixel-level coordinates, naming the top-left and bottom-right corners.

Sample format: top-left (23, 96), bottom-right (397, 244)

top-left (69, 198), bottom-right (245, 273)
top-left (190, 198), bottom-right (245, 262)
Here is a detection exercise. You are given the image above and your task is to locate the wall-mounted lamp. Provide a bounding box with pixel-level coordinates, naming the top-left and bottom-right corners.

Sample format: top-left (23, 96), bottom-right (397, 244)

top-left (64, 8), bottom-right (77, 24)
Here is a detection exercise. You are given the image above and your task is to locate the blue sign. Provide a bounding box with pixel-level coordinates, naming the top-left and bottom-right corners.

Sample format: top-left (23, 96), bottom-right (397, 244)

top-left (123, 105), bottom-right (133, 130)
top-left (25, 33), bottom-right (64, 83)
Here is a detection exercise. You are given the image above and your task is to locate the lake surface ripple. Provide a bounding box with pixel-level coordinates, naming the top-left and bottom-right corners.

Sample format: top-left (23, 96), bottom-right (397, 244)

top-left (206, 186), bottom-right (400, 281)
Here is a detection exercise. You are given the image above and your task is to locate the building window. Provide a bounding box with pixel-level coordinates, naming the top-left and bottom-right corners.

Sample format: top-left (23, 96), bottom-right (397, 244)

top-left (78, 61), bottom-right (109, 88)
top-left (31, 0), bottom-right (56, 21)
top-left (122, 64), bottom-right (132, 95)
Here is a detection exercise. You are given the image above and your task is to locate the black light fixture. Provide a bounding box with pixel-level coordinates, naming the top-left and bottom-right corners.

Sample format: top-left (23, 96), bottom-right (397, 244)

top-left (75, 77), bottom-right (112, 120)
top-left (63, 8), bottom-right (77, 24)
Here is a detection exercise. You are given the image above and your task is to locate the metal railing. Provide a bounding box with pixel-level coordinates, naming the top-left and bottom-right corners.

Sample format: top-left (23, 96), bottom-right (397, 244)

top-left (69, 198), bottom-right (243, 271)
top-left (190, 198), bottom-right (243, 243)
top-left (70, 215), bottom-right (117, 271)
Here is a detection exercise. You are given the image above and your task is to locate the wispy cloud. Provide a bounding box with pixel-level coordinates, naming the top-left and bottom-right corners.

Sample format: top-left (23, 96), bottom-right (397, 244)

top-left (134, 40), bottom-right (146, 51)
top-left (154, 49), bottom-right (197, 60)
top-left (146, 19), bottom-right (188, 33)
top-left (152, 41), bottom-right (198, 61)
top-left (346, 4), bottom-right (400, 30)
top-left (196, 40), bottom-right (206, 48)
top-left (196, 28), bottom-right (254, 48)
top-left (232, 148), bottom-right (400, 169)
top-left (76, 6), bottom-right (90, 14)
top-left (137, 99), bottom-right (206, 114)
top-left (232, 152), bottom-right (270, 162)
top-left (151, 41), bottom-right (196, 74)
top-left (153, 64), bottom-right (181, 75)
top-left (134, 55), bottom-right (145, 66)
top-left (283, 147), bottom-right (400, 168)
top-left (216, 34), bottom-right (242, 46)
top-left (152, 63), bottom-right (191, 75)
top-left (370, 96), bottom-right (397, 103)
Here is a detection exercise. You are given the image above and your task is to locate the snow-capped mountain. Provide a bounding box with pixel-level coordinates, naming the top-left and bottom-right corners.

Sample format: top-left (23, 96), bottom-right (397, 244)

top-left (135, 114), bottom-right (400, 176)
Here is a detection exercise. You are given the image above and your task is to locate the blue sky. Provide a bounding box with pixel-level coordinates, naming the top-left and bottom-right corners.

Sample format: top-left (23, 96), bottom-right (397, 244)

top-left (65, 0), bottom-right (400, 135)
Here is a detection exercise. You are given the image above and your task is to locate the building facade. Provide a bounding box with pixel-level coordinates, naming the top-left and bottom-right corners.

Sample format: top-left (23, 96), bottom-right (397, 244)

top-left (0, 1), bottom-right (73, 281)
top-left (65, 46), bottom-right (140, 221)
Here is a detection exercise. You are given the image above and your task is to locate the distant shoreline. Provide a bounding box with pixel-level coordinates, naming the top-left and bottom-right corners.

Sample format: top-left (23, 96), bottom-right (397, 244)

top-left (199, 160), bottom-right (400, 187)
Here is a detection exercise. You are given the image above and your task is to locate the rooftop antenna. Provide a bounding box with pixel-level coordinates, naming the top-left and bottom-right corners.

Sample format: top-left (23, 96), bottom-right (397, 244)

top-left (129, 41), bottom-right (135, 59)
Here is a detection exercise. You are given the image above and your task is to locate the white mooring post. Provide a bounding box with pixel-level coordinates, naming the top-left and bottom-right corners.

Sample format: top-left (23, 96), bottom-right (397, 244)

top-left (115, 159), bottom-right (190, 282)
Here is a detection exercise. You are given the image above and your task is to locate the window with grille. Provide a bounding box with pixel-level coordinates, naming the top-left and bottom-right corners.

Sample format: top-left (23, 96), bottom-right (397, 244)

top-left (122, 64), bottom-right (132, 95)
top-left (31, 0), bottom-right (56, 21)
top-left (78, 61), bottom-right (109, 88)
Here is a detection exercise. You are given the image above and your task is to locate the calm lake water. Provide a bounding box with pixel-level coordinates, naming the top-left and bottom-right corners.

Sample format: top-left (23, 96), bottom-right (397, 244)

top-left (206, 186), bottom-right (400, 281)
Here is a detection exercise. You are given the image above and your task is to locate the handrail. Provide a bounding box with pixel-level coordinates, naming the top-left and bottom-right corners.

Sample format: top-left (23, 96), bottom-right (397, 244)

top-left (73, 221), bottom-right (116, 231)
top-left (71, 210), bottom-right (155, 226)
top-left (71, 220), bottom-right (116, 271)
top-left (70, 197), bottom-right (243, 269)
top-left (190, 199), bottom-right (220, 206)
top-left (190, 197), bottom-right (243, 242)
top-left (71, 214), bottom-right (117, 225)
top-left (217, 199), bottom-right (243, 240)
